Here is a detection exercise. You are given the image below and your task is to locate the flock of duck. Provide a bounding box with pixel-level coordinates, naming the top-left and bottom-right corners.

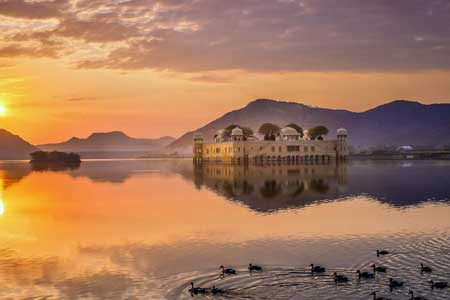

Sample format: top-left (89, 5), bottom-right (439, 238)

top-left (188, 249), bottom-right (449, 299)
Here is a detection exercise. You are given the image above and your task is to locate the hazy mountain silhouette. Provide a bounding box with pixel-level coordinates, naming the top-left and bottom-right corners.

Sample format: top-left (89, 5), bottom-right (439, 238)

top-left (0, 129), bottom-right (39, 159)
top-left (168, 99), bottom-right (450, 151)
top-left (39, 131), bottom-right (175, 153)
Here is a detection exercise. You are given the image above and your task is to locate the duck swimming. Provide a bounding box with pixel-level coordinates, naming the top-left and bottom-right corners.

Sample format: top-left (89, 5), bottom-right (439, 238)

top-left (333, 272), bottom-right (348, 283)
top-left (189, 282), bottom-right (207, 294)
top-left (371, 291), bottom-right (391, 300)
top-left (389, 278), bottom-right (404, 288)
top-left (220, 265), bottom-right (236, 275)
top-left (409, 290), bottom-right (427, 300)
top-left (310, 264), bottom-right (326, 273)
top-left (356, 270), bottom-right (375, 279)
top-left (212, 285), bottom-right (224, 294)
top-left (248, 263), bottom-right (263, 272)
top-left (429, 280), bottom-right (448, 289)
top-left (372, 264), bottom-right (387, 273)
top-left (420, 263), bottom-right (432, 273)
top-left (377, 249), bottom-right (389, 257)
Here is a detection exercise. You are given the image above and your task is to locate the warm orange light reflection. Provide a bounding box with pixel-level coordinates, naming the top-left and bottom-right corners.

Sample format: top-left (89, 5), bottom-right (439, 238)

top-left (0, 198), bottom-right (4, 216)
top-left (1, 169), bottom-right (450, 258)
top-left (0, 178), bottom-right (4, 216)
top-left (0, 103), bottom-right (6, 116)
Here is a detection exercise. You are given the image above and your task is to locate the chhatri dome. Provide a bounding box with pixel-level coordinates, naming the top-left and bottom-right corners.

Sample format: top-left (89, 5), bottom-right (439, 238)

top-left (337, 128), bottom-right (348, 136)
top-left (231, 127), bottom-right (243, 136)
top-left (193, 132), bottom-right (203, 139)
top-left (216, 129), bottom-right (225, 136)
top-left (303, 129), bottom-right (309, 137)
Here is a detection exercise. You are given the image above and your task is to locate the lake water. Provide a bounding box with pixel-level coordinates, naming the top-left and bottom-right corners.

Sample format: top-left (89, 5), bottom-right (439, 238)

top-left (0, 159), bottom-right (449, 300)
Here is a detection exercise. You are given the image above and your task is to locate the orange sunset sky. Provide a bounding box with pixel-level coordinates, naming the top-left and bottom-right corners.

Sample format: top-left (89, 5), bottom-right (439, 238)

top-left (0, 0), bottom-right (450, 144)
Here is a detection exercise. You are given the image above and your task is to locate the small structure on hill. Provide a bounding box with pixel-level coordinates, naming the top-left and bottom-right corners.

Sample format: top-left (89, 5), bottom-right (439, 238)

top-left (397, 145), bottom-right (413, 152)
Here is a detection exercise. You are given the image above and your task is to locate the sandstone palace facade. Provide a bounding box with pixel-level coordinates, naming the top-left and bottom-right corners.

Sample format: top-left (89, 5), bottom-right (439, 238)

top-left (193, 126), bottom-right (349, 163)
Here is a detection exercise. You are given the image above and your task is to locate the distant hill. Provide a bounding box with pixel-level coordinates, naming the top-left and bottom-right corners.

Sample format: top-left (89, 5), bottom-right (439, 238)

top-left (0, 129), bottom-right (39, 159)
top-left (39, 131), bottom-right (175, 153)
top-left (168, 99), bottom-right (450, 152)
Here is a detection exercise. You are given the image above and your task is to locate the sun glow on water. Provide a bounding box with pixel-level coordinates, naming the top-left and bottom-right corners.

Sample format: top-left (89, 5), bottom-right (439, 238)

top-left (0, 178), bottom-right (3, 216)
top-left (0, 103), bottom-right (6, 116)
top-left (0, 199), bottom-right (3, 216)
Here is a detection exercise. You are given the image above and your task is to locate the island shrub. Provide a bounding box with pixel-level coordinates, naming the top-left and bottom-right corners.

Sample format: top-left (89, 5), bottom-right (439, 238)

top-left (30, 151), bottom-right (81, 171)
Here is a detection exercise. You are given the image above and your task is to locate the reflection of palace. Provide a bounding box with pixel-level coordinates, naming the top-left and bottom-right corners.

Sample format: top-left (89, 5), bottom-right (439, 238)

top-left (194, 163), bottom-right (347, 213)
top-left (193, 127), bottom-right (349, 163)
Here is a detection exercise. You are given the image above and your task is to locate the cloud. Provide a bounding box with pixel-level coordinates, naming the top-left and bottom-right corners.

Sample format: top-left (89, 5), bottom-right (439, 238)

top-left (66, 96), bottom-right (107, 102)
top-left (0, 0), bottom-right (69, 19)
top-left (0, 62), bottom-right (13, 68)
top-left (0, 44), bottom-right (60, 58)
top-left (54, 14), bottom-right (140, 43)
top-left (0, 0), bottom-right (449, 72)
top-left (67, 97), bottom-right (86, 102)
top-left (188, 72), bottom-right (237, 83)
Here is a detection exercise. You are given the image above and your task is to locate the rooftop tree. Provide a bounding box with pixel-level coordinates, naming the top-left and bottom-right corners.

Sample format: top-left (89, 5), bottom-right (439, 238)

top-left (258, 123), bottom-right (280, 140)
top-left (308, 126), bottom-right (329, 140)
top-left (286, 123), bottom-right (304, 137)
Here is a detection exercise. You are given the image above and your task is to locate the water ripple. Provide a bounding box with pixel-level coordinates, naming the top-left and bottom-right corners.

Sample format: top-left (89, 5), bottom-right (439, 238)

top-left (166, 234), bottom-right (450, 300)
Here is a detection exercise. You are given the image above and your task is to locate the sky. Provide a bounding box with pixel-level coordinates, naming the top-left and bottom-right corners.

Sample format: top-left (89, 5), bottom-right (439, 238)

top-left (0, 0), bottom-right (450, 144)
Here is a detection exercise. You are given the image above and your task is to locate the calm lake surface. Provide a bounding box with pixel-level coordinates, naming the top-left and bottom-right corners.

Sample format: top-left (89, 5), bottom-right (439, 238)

top-left (0, 159), bottom-right (449, 300)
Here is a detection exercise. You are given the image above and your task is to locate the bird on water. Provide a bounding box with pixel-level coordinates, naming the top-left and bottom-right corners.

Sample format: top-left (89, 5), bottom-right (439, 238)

top-left (333, 272), bottom-right (348, 283)
top-left (189, 282), bottom-right (207, 294)
top-left (429, 280), bottom-right (448, 289)
top-left (211, 285), bottom-right (224, 294)
top-left (377, 249), bottom-right (389, 257)
top-left (248, 263), bottom-right (263, 272)
top-left (310, 264), bottom-right (326, 273)
top-left (356, 270), bottom-right (375, 279)
top-left (220, 265), bottom-right (236, 275)
top-left (372, 264), bottom-right (387, 273)
top-left (389, 278), bottom-right (404, 289)
top-left (420, 263), bottom-right (432, 273)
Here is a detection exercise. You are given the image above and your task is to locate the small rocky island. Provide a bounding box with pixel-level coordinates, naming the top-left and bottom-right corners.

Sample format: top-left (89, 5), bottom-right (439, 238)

top-left (30, 151), bottom-right (81, 171)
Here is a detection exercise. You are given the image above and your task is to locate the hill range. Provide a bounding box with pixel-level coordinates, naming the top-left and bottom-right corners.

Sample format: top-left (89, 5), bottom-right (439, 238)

top-left (1, 99), bottom-right (449, 159)
top-left (168, 99), bottom-right (450, 152)
top-left (38, 131), bottom-right (174, 153)
top-left (0, 130), bottom-right (174, 159)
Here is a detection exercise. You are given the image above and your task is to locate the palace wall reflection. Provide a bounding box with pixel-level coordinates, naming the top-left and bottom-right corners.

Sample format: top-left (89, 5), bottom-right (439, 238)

top-left (194, 162), bottom-right (347, 213)
top-left (192, 160), bottom-right (450, 209)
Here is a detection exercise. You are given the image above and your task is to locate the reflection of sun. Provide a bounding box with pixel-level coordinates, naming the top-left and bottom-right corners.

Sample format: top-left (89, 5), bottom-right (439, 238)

top-left (0, 178), bottom-right (3, 215)
top-left (0, 198), bottom-right (3, 216)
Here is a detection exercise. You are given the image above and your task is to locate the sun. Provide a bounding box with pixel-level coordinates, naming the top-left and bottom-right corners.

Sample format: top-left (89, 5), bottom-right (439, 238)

top-left (0, 104), bottom-right (6, 116)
